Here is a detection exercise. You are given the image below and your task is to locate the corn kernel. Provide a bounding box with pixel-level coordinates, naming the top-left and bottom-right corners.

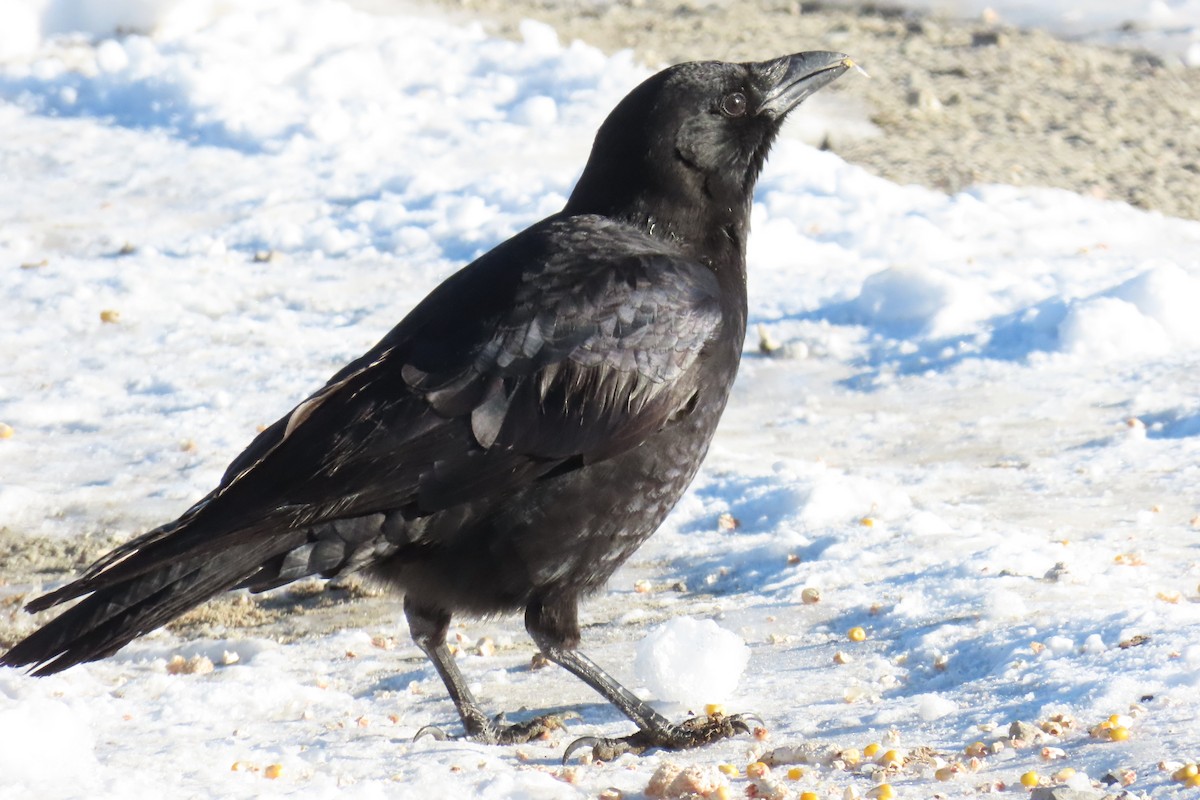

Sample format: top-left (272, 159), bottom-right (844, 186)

top-left (718, 763), bottom-right (739, 776)
top-left (880, 750), bottom-right (901, 766)
top-left (787, 767), bottom-right (805, 780)
top-left (1173, 764), bottom-right (1199, 781)
top-left (1052, 767), bottom-right (1076, 782)
top-left (746, 761), bottom-right (770, 779)
top-left (840, 748), bottom-right (862, 767)
top-left (1108, 714), bottom-right (1121, 725)
top-left (964, 742), bottom-right (987, 758)
top-left (264, 764), bottom-right (283, 780)
top-left (868, 785), bottom-right (895, 800)
top-left (1109, 726), bottom-right (1130, 741)
top-left (715, 786), bottom-right (733, 800)
top-left (800, 793), bottom-right (820, 800)
top-left (848, 627), bottom-right (867, 643)
top-left (863, 743), bottom-right (882, 758)
top-left (706, 703), bottom-right (726, 717)
top-left (1187, 774), bottom-right (1200, 789)
top-left (934, 766), bottom-right (956, 781)
top-left (1020, 771), bottom-right (1039, 788)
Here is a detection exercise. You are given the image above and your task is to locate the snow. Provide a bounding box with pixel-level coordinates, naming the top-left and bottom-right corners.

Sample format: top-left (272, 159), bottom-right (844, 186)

top-left (634, 618), bottom-right (751, 706)
top-left (2, 1), bottom-right (1200, 799)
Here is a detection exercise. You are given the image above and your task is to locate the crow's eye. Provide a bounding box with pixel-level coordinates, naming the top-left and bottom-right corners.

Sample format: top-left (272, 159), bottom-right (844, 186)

top-left (719, 91), bottom-right (747, 118)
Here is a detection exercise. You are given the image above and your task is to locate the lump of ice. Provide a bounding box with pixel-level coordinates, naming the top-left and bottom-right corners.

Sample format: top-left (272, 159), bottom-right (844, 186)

top-left (634, 617), bottom-right (750, 705)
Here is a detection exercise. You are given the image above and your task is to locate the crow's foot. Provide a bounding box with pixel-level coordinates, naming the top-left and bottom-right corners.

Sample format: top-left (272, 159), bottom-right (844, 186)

top-left (562, 712), bottom-right (760, 762)
top-left (415, 712), bottom-right (575, 745)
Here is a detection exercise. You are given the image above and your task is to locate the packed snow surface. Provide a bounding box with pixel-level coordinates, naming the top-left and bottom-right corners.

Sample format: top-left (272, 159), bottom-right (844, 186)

top-left (2, 2), bottom-right (1200, 799)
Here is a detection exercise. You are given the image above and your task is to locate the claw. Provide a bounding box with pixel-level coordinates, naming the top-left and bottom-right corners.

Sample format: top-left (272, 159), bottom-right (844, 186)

top-left (414, 724), bottom-right (451, 742)
top-left (729, 712), bottom-right (765, 733)
top-left (563, 710), bottom-right (757, 760)
top-left (562, 735), bottom-right (604, 764)
top-left (561, 733), bottom-right (641, 763)
top-left (734, 714), bottom-right (763, 734)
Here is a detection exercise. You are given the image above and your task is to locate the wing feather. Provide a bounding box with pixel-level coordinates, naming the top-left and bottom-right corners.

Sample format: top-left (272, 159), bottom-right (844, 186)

top-left (54, 216), bottom-right (725, 591)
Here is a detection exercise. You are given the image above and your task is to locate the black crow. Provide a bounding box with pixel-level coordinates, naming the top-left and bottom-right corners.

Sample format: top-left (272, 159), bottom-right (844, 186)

top-left (2, 51), bottom-right (851, 759)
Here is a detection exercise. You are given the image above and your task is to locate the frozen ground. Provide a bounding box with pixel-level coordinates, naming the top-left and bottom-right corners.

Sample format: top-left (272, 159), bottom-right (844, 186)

top-left (1, 1), bottom-right (1199, 798)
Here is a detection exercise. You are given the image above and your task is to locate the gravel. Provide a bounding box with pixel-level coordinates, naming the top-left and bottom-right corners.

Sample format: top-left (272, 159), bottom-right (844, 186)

top-left (424, 0), bottom-right (1200, 220)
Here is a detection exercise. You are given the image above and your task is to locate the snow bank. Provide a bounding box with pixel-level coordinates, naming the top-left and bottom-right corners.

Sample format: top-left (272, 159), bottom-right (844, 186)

top-left (1058, 262), bottom-right (1200, 358)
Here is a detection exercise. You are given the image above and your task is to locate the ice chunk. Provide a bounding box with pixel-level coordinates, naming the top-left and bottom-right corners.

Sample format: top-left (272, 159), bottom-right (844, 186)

top-left (634, 618), bottom-right (750, 705)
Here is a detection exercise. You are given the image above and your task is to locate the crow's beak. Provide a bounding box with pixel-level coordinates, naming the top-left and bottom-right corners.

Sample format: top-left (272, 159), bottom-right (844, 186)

top-left (754, 51), bottom-right (852, 119)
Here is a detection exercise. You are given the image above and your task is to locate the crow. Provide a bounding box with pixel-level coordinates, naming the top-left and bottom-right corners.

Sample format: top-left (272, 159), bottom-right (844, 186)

top-left (2, 50), bottom-right (851, 760)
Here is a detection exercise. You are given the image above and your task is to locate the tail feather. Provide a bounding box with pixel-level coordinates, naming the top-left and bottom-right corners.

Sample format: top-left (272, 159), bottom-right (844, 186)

top-left (2, 537), bottom-right (299, 676)
top-left (23, 512), bottom-right (283, 613)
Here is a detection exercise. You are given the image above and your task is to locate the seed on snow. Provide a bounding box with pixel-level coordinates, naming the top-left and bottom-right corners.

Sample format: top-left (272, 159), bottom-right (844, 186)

top-left (1172, 764), bottom-right (1199, 781)
top-left (1020, 771), bottom-right (1039, 788)
top-left (848, 627), bottom-right (867, 643)
top-left (879, 750), bottom-right (902, 767)
top-left (839, 748), bottom-right (863, 767)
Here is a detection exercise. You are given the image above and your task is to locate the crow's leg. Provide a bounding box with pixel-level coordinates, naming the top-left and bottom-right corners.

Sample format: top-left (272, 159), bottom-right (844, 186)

top-left (525, 596), bottom-right (755, 762)
top-left (405, 598), bottom-right (568, 744)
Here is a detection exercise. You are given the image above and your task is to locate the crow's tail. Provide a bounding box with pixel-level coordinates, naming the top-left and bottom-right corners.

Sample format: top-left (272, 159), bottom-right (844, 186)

top-left (1, 538), bottom-right (296, 676)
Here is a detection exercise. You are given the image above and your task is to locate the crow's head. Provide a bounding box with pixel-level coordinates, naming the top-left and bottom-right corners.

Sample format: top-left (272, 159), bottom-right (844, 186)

top-left (566, 51), bottom-right (851, 246)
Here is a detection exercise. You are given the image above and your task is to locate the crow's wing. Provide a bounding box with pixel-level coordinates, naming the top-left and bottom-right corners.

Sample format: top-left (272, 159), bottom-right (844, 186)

top-left (44, 217), bottom-right (725, 598)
